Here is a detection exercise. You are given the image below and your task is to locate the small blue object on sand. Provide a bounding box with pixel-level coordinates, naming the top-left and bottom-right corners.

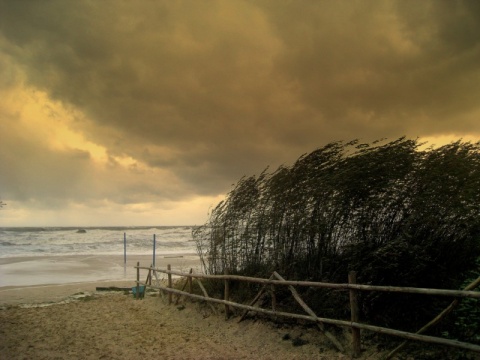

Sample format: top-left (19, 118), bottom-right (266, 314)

top-left (132, 286), bottom-right (145, 298)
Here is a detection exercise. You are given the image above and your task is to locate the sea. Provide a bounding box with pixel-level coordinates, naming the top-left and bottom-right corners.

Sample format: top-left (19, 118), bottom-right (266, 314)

top-left (0, 226), bottom-right (197, 258)
top-left (0, 226), bottom-right (200, 288)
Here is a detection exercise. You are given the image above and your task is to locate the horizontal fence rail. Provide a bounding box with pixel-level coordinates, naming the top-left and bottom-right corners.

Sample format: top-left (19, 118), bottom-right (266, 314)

top-left (136, 265), bottom-right (480, 299)
top-left (134, 264), bottom-right (480, 357)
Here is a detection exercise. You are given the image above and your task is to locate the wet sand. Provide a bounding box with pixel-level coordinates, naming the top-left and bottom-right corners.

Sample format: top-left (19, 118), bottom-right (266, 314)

top-left (0, 254), bottom-right (201, 296)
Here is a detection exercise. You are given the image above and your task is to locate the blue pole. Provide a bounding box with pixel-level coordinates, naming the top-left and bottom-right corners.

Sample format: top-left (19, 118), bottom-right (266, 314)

top-left (124, 232), bottom-right (127, 265)
top-left (153, 234), bottom-right (156, 267)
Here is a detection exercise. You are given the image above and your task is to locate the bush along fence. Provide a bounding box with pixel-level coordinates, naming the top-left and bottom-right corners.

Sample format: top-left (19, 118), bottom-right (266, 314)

top-left (192, 138), bottom-right (480, 339)
top-left (134, 263), bottom-right (480, 358)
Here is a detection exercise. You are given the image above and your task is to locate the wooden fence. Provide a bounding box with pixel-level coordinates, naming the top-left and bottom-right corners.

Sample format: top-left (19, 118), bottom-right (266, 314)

top-left (134, 262), bottom-right (480, 358)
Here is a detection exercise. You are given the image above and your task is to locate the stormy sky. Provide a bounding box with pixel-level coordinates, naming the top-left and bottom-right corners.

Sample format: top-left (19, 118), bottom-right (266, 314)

top-left (1, 0), bottom-right (479, 226)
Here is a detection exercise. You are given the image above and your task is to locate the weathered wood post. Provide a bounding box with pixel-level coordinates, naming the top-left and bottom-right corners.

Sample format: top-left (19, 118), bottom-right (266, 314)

top-left (167, 264), bottom-right (172, 304)
top-left (188, 268), bottom-right (193, 294)
top-left (349, 271), bottom-right (361, 357)
top-left (136, 261), bottom-right (140, 300)
top-left (146, 264), bottom-right (152, 286)
top-left (271, 284), bottom-right (276, 312)
top-left (224, 268), bottom-right (230, 319)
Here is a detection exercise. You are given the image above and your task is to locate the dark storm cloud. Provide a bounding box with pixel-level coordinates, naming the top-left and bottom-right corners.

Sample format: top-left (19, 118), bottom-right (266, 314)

top-left (1, 0), bottom-right (479, 200)
top-left (260, 1), bottom-right (480, 130)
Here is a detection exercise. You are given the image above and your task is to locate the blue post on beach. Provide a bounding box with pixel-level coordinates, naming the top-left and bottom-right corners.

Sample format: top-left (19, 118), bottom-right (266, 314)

top-left (153, 234), bottom-right (156, 267)
top-left (124, 232), bottom-right (127, 265)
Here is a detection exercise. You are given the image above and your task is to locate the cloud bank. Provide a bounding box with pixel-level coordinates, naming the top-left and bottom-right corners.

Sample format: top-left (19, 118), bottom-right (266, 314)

top-left (0, 0), bottom-right (479, 225)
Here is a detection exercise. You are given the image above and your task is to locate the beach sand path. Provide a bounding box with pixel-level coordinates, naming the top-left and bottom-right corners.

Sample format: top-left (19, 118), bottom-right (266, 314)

top-left (0, 291), bottom-right (354, 359)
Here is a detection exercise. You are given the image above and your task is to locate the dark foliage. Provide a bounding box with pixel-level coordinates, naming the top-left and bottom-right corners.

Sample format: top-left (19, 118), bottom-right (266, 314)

top-left (193, 137), bottom-right (480, 333)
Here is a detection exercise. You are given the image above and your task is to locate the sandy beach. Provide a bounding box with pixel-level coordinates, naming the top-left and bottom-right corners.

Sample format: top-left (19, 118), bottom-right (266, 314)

top-left (0, 290), bottom-right (359, 360)
top-left (0, 254), bottom-right (366, 359)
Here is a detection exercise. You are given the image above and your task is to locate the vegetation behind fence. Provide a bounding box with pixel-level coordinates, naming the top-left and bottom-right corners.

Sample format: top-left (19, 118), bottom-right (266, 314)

top-left (192, 137), bottom-right (480, 339)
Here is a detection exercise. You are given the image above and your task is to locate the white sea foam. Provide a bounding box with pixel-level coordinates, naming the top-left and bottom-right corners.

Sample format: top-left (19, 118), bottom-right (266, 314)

top-left (0, 226), bottom-right (198, 258)
top-left (0, 226), bottom-right (201, 287)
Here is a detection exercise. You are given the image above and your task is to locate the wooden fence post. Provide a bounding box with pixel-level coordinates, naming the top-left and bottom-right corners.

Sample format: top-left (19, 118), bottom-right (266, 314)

top-left (188, 268), bottom-right (193, 294)
top-left (136, 261), bottom-right (140, 300)
top-left (271, 284), bottom-right (276, 313)
top-left (168, 264), bottom-right (172, 304)
top-left (224, 268), bottom-right (230, 319)
top-left (146, 265), bottom-right (152, 286)
top-left (349, 271), bottom-right (361, 357)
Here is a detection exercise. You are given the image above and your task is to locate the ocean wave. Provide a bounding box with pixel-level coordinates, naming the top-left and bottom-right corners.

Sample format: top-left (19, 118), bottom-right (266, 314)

top-left (0, 241), bottom-right (16, 246)
top-left (0, 226), bottom-right (196, 258)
